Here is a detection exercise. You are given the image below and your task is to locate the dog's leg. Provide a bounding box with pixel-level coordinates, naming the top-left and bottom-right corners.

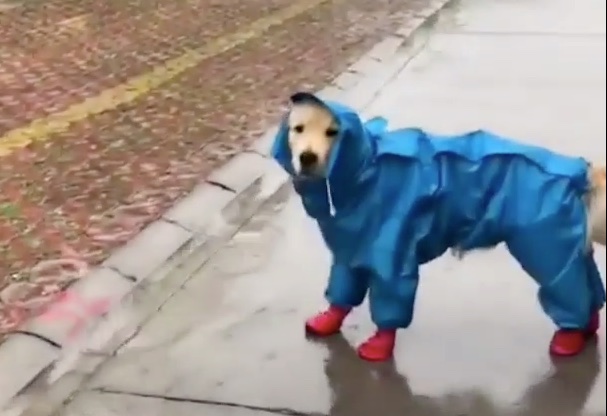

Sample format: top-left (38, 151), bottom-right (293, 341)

top-left (506, 220), bottom-right (604, 357)
top-left (356, 270), bottom-right (420, 362)
top-left (305, 264), bottom-right (367, 337)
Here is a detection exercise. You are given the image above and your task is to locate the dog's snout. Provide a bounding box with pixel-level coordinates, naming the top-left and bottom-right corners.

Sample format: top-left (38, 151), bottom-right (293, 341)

top-left (299, 151), bottom-right (318, 169)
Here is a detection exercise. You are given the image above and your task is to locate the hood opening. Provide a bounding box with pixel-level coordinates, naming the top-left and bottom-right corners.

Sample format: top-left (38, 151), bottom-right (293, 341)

top-left (271, 92), bottom-right (387, 217)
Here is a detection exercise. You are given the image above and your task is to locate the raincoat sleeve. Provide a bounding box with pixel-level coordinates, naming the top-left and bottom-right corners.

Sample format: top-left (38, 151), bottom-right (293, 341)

top-left (357, 164), bottom-right (428, 329)
top-left (324, 260), bottom-right (420, 330)
top-left (324, 263), bottom-right (369, 308)
top-left (504, 188), bottom-right (606, 329)
top-left (367, 262), bottom-right (420, 329)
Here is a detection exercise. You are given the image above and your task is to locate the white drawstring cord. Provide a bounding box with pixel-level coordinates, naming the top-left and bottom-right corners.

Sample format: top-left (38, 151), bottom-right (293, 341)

top-left (326, 178), bottom-right (336, 217)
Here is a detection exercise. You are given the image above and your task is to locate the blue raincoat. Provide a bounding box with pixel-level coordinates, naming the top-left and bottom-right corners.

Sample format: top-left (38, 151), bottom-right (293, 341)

top-left (272, 92), bottom-right (605, 330)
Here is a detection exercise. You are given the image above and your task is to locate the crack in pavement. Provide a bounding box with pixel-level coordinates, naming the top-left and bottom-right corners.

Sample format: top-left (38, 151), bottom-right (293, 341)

top-left (92, 387), bottom-right (328, 416)
top-left (206, 180), bottom-right (237, 193)
top-left (9, 330), bottom-right (62, 349)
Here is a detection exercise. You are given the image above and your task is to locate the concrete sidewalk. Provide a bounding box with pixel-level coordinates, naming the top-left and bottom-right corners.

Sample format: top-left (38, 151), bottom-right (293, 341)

top-left (4, 0), bottom-right (606, 414)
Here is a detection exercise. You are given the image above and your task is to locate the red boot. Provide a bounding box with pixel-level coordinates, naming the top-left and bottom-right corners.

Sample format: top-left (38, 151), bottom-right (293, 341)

top-left (550, 311), bottom-right (600, 357)
top-left (305, 306), bottom-right (350, 337)
top-left (357, 329), bottom-right (396, 362)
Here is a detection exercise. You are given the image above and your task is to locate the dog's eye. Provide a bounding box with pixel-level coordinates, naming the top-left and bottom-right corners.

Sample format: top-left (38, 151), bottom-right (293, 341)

top-left (326, 128), bottom-right (338, 138)
top-left (293, 125), bottom-right (304, 133)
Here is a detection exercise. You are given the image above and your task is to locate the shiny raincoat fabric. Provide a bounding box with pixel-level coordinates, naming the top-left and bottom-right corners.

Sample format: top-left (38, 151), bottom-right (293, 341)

top-left (271, 92), bottom-right (605, 330)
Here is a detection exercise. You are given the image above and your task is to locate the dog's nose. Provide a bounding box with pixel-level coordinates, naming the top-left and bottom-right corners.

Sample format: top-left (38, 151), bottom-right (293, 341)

top-left (299, 151), bottom-right (318, 169)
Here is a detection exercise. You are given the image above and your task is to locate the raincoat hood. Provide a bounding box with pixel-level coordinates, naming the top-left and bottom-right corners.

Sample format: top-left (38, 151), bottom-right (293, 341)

top-left (271, 92), bottom-right (387, 218)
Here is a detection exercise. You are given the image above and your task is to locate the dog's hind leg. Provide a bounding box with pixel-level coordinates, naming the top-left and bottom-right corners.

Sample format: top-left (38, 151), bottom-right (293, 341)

top-left (506, 216), bottom-right (605, 357)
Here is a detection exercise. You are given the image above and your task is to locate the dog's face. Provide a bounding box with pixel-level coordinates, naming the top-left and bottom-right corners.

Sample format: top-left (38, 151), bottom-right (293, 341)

top-left (287, 103), bottom-right (339, 177)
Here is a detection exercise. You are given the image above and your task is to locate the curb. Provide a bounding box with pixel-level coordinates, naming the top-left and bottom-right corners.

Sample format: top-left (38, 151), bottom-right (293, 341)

top-left (0, 0), bottom-right (456, 410)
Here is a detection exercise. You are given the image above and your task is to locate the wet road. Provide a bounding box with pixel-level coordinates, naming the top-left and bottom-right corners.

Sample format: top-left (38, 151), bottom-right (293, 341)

top-left (8, 0), bottom-right (606, 414)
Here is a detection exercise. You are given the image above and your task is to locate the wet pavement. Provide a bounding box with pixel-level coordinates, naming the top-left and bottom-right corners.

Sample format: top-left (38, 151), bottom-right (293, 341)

top-left (5, 0), bottom-right (607, 414)
top-left (63, 195), bottom-right (606, 416)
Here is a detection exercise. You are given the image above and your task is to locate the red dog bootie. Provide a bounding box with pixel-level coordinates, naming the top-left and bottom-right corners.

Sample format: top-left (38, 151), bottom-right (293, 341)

top-left (305, 306), bottom-right (350, 337)
top-left (357, 329), bottom-right (396, 362)
top-left (550, 311), bottom-right (600, 357)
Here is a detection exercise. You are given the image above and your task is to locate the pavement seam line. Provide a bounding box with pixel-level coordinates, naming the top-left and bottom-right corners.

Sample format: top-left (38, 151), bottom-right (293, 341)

top-left (93, 388), bottom-right (328, 416)
top-left (6, 330), bottom-right (61, 349)
top-left (441, 30), bottom-right (607, 38)
top-left (0, 0), bottom-right (330, 157)
top-left (205, 180), bottom-right (237, 193)
top-left (106, 265), bottom-right (137, 283)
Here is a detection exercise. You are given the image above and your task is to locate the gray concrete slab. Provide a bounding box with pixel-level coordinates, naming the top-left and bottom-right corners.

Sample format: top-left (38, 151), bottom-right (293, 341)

top-left (21, 0), bottom-right (607, 414)
top-left (369, 29), bottom-right (606, 160)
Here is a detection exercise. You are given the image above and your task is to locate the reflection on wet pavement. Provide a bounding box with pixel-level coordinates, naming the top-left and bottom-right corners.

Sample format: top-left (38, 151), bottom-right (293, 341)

top-left (321, 334), bottom-right (602, 416)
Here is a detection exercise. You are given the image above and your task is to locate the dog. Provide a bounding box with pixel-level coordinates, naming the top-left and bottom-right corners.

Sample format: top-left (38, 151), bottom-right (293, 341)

top-left (271, 91), bottom-right (606, 362)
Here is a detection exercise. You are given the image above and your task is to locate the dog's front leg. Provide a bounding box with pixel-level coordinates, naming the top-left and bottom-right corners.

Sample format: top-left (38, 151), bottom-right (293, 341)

top-left (305, 263), bottom-right (369, 337)
top-left (356, 269), bottom-right (420, 362)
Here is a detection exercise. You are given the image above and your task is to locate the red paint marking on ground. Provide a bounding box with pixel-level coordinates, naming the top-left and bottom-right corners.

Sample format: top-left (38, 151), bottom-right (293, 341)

top-left (39, 290), bottom-right (111, 339)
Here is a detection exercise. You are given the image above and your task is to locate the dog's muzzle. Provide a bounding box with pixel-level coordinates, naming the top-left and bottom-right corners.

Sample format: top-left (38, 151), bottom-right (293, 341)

top-left (299, 151), bottom-right (319, 174)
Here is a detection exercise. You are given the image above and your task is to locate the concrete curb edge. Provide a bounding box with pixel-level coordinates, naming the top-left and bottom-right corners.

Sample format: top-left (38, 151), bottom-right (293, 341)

top-left (0, 0), bottom-right (455, 409)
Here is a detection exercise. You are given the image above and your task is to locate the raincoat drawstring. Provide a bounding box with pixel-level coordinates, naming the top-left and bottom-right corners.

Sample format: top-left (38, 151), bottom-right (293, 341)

top-left (326, 178), bottom-right (336, 217)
